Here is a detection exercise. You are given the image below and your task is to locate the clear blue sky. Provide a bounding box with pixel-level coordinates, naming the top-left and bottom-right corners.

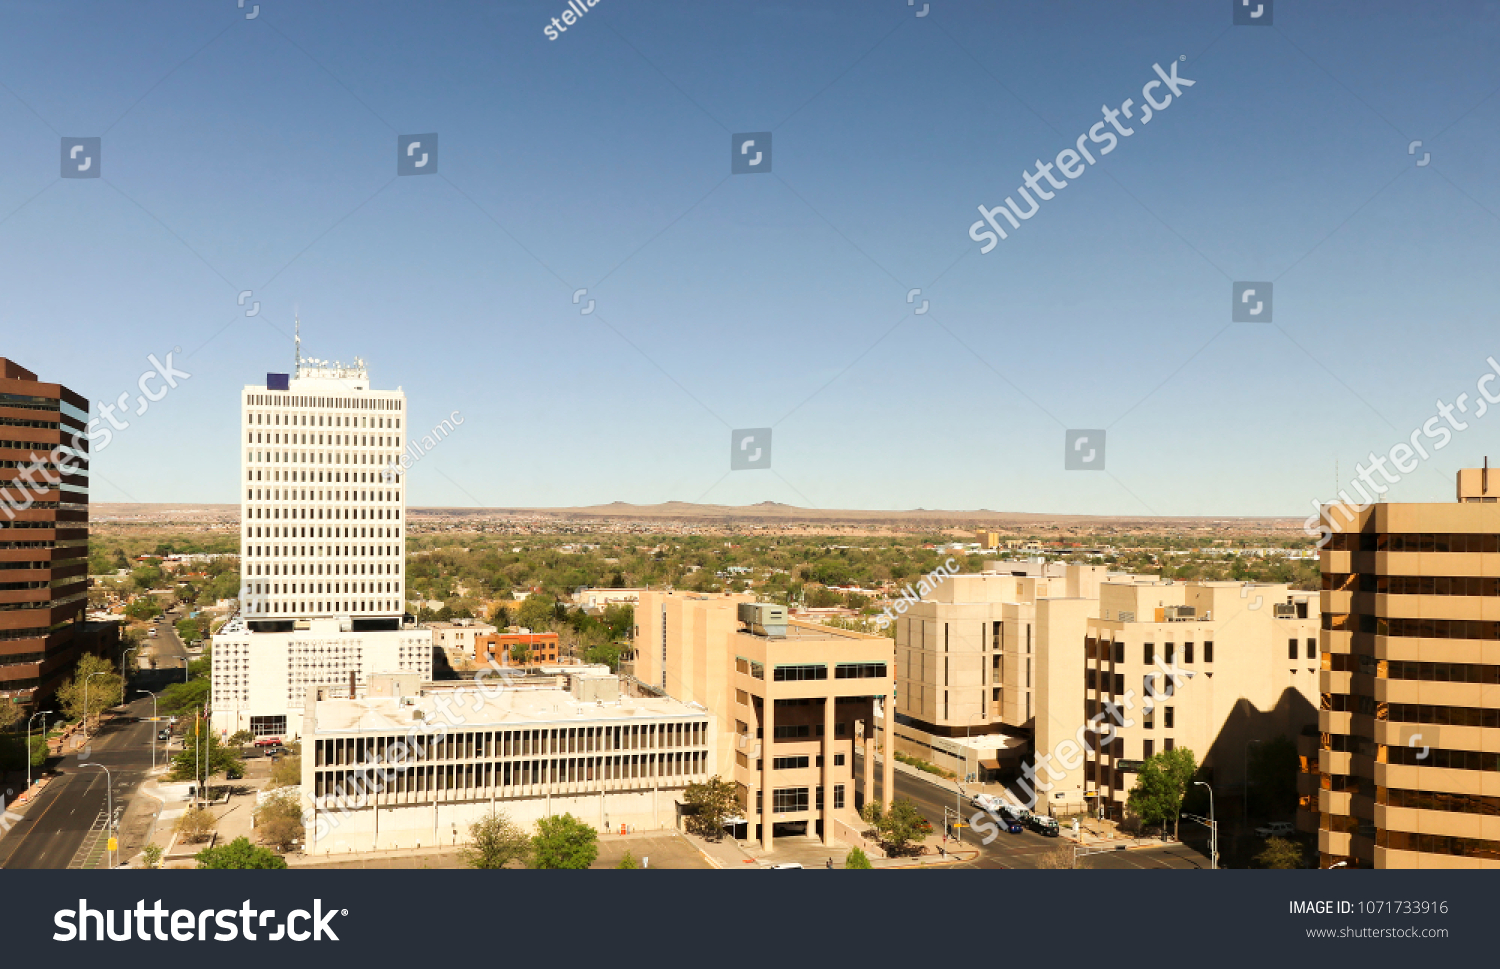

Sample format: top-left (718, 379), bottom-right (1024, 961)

top-left (4, 0), bottom-right (1500, 516)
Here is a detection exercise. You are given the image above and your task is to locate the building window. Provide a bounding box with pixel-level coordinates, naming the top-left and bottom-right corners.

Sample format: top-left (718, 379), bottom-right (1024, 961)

top-left (1289, 638), bottom-right (1298, 660)
top-left (1184, 642), bottom-right (1194, 664)
top-left (773, 725), bottom-right (811, 739)
top-left (1306, 638), bottom-right (1317, 660)
top-left (773, 756), bottom-right (809, 770)
top-left (834, 784), bottom-right (845, 809)
top-left (1143, 739), bottom-right (1154, 758)
top-left (834, 753), bottom-right (845, 766)
top-left (250, 715), bottom-right (286, 737)
top-left (1164, 738), bottom-right (1174, 751)
top-left (1165, 643), bottom-right (1175, 664)
top-left (1204, 641), bottom-right (1213, 663)
top-left (1164, 707), bottom-right (1174, 729)
top-left (1143, 643), bottom-right (1153, 664)
top-left (1112, 642), bottom-right (1124, 664)
top-left (835, 662), bottom-right (886, 679)
top-left (772, 787), bottom-right (809, 813)
top-left (774, 664), bottom-right (827, 681)
top-left (1143, 709), bottom-right (1154, 729)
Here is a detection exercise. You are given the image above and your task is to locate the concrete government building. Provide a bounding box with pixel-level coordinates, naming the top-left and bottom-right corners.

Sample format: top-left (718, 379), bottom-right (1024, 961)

top-left (211, 335), bottom-right (432, 742)
top-left (1316, 467), bottom-right (1500, 868)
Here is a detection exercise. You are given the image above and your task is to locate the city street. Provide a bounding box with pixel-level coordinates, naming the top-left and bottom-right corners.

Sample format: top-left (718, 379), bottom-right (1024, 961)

top-left (856, 751), bottom-right (1212, 870)
top-left (0, 612), bottom-right (188, 870)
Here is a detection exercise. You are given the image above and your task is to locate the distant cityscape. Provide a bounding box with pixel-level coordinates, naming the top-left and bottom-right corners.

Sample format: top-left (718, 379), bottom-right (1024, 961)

top-left (2, 350), bottom-right (1494, 870)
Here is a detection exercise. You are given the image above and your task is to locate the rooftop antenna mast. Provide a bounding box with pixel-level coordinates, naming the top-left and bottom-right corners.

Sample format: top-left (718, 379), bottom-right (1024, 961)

top-left (294, 314), bottom-right (302, 371)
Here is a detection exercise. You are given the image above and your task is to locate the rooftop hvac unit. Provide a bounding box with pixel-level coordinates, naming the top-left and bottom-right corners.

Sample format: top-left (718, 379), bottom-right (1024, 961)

top-left (738, 602), bottom-right (787, 637)
top-left (1161, 606), bottom-right (1196, 621)
top-left (1273, 603), bottom-right (1297, 618)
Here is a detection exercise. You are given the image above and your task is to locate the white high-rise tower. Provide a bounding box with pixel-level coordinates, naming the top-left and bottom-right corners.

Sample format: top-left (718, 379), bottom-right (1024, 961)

top-left (213, 327), bottom-right (431, 743)
top-left (238, 336), bottom-right (407, 625)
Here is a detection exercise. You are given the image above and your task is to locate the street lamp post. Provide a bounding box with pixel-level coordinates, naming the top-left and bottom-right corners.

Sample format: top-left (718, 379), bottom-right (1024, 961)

top-left (26, 709), bottom-right (53, 792)
top-left (1194, 780), bottom-right (1218, 870)
top-left (137, 690), bottom-right (159, 770)
top-left (80, 762), bottom-right (115, 868)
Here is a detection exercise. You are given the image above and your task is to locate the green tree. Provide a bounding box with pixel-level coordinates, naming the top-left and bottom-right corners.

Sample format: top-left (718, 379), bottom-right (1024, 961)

top-left (462, 810), bottom-right (532, 869)
top-left (614, 851), bottom-right (640, 869)
top-left (682, 775), bottom-right (738, 841)
top-left (131, 565), bottom-right (164, 593)
top-left (174, 806), bottom-right (216, 844)
top-left (1255, 836), bottom-right (1306, 869)
top-left (159, 678), bottom-right (209, 715)
top-left (195, 836), bottom-right (288, 869)
top-left (168, 717), bottom-right (245, 784)
top-left (1126, 747), bottom-right (1198, 840)
top-left (0, 697), bottom-right (19, 731)
top-left (55, 653), bottom-right (122, 727)
top-left (227, 729), bottom-right (254, 750)
top-left (253, 789), bottom-right (305, 851)
top-left (844, 847), bottom-right (873, 869)
top-left (488, 603), bottom-right (511, 628)
top-left (510, 643), bottom-right (532, 666)
top-left (601, 603), bottom-right (634, 639)
top-left (125, 598), bottom-right (158, 621)
top-left (141, 842), bottom-right (164, 869)
top-left (175, 617), bottom-right (202, 643)
top-left (873, 797), bottom-right (927, 855)
top-left (516, 594), bottom-right (556, 631)
top-left (530, 813), bottom-right (599, 869)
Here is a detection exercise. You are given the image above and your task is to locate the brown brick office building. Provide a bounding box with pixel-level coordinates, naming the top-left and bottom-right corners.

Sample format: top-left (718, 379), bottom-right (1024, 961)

top-left (0, 357), bottom-right (110, 712)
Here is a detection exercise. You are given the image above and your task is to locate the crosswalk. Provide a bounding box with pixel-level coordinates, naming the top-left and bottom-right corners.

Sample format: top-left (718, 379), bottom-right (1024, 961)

top-left (66, 810), bottom-right (112, 870)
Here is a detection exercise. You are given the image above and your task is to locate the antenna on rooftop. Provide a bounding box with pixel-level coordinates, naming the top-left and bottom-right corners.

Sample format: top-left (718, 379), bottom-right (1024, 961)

top-left (294, 314), bottom-right (302, 370)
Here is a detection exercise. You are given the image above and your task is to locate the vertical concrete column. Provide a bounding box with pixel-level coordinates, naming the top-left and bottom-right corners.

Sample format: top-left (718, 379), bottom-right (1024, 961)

top-left (761, 697), bottom-right (774, 851)
top-left (822, 695), bottom-right (836, 846)
top-left (881, 695), bottom-right (894, 812)
top-left (862, 717), bottom-right (875, 810)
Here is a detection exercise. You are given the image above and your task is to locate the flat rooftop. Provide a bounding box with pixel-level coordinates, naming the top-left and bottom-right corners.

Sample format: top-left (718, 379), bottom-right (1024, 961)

top-left (311, 687), bottom-right (707, 734)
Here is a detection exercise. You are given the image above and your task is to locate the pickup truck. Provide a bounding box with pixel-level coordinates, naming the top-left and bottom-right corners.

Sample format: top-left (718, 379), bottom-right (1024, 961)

top-left (1255, 821), bottom-right (1295, 837)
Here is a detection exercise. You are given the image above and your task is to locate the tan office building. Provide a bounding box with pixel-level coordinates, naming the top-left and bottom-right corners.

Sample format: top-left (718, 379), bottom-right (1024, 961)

top-left (891, 563), bottom-right (1110, 784)
top-left (635, 591), bottom-right (893, 850)
top-left (1317, 469), bottom-right (1500, 868)
top-left (1082, 581), bottom-right (1320, 821)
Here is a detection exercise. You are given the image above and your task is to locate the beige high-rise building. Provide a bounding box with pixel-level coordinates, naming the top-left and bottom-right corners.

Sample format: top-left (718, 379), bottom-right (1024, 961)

top-left (1316, 468), bottom-right (1500, 869)
top-left (635, 591), bottom-right (893, 851)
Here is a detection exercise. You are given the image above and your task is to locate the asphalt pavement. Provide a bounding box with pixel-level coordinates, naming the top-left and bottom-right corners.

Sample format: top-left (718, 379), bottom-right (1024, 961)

top-left (855, 751), bottom-right (1212, 870)
top-left (0, 613), bottom-right (188, 872)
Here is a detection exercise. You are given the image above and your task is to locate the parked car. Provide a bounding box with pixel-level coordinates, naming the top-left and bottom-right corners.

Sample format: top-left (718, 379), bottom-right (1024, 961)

top-left (1256, 821), bottom-right (1295, 837)
top-left (970, 793), bottom-right (1003, 814)
top-left (1006, 821), bottom-right (1025, 835)
top-left (999, 803), bottom-right (1031, 825)
top-left (1029, 815), bottom-right (1060, 837)
top-left (157, 729), bottom-right (170, 741)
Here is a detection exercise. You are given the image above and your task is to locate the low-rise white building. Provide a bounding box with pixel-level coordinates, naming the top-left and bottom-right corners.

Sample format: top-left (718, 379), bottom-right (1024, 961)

top-left (211, 616), bottom-right (432, 741)
top-left (302, 680), bottom-right (714, 854)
